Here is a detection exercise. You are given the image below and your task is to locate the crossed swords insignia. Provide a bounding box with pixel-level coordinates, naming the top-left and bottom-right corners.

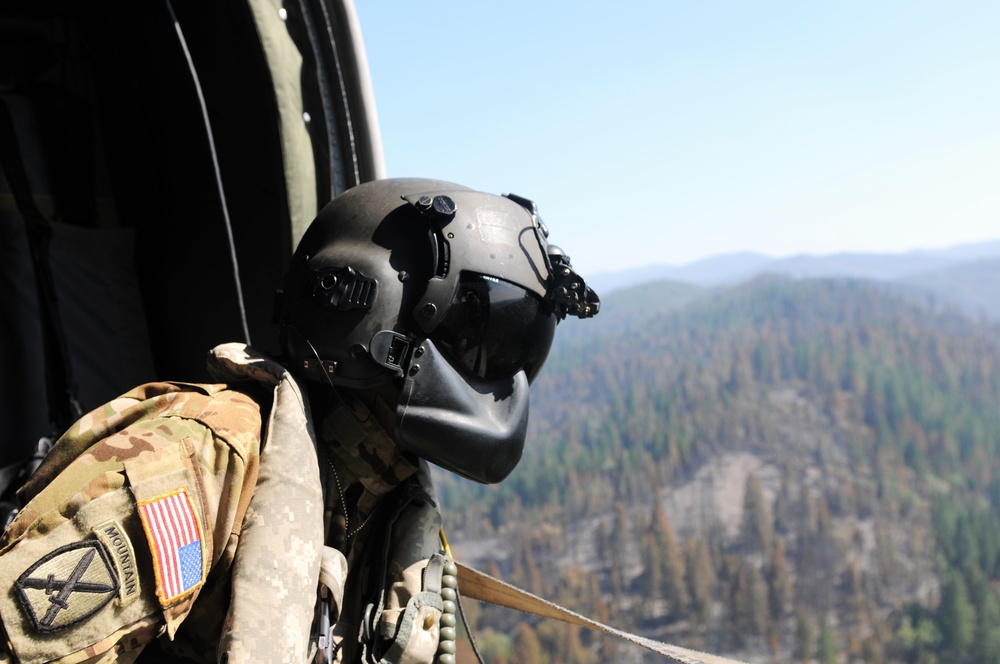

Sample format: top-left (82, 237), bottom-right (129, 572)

top-left (15, 541), bottom-right (119, 632)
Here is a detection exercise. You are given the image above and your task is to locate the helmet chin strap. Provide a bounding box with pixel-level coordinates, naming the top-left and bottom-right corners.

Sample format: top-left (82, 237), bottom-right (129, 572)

top-left (351, 383), bottom-right (403, 438)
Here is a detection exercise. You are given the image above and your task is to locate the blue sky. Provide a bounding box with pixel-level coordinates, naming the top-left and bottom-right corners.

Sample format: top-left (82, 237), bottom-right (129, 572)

top-left (355, 2), bottom-right (1000, 275)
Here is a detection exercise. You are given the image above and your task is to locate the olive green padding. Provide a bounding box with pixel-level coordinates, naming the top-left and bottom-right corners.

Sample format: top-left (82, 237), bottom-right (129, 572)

top-left (246, 0), bottom-right (318, 247)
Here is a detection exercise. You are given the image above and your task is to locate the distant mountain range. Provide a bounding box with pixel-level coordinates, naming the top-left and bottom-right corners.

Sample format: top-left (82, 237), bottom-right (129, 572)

top-left (588, 238), bottom-right (1000, 322)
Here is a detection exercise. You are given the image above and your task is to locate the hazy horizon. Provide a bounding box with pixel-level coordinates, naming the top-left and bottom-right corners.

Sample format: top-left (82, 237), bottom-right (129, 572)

top-left (356, 2), bottom-right (1000, 276)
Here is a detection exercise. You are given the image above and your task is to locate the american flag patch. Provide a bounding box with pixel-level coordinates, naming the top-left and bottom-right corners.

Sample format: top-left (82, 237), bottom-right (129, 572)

top-left (137, 488), bottom-right (205, 605)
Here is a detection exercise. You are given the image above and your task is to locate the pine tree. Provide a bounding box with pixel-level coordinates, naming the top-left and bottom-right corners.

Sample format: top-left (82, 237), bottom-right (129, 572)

top-left (938, 571), bottom-right (975, 657)
top-left (747, 564), bottom-right (770, 643)
top-left (512, 623), bottom-right (546, 664)
top-left (684, 535), bottom-right (715, 626)
top-left (520, 538), bottom-right (545, 598)
top-left (640, 531), bottom-right (663, 604)
top-left (766, 537), bottom-right (790, 622)
top-left (651, 501), bottom-right (688, 616)
top-left (816, 614), bottom-right (837, 664)
top-left (840, 559), bottom-right (867, 631)
top-left (793, 607), bottom-right (813, 663)
top-left (473, 629), bottom-right (512, 664)
top-left (861, 635), bottom-right (885, 664)
top-left (974, 589), bottom-right (1000, 664)
top-left (726, 562), bottom-right (751, 648)
top-left (743, 471), bottom-right (774, 557)
top-left (608, 502), bottom-right (630, 614)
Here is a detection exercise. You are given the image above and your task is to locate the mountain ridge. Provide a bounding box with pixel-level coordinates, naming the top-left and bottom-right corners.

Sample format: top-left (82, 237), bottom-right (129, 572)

top-left (591, 238), bottom-right (1000, 294)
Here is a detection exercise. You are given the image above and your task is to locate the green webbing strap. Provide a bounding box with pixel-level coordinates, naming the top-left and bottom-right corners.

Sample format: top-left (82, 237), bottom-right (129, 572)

top-left (455, 561), bottom-right (750, 664)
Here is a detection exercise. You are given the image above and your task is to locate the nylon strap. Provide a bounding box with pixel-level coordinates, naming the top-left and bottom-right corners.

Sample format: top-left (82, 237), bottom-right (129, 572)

top-left (455, 561), bottom-right (749, 664)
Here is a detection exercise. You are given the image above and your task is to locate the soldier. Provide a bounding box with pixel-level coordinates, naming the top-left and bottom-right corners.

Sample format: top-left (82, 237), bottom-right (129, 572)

top-left (0, 178), bottom-right (599, 663)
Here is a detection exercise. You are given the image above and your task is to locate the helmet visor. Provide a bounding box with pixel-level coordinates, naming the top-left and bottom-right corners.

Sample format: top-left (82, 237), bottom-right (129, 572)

top-left (432, 273), bottom-right (556, 383)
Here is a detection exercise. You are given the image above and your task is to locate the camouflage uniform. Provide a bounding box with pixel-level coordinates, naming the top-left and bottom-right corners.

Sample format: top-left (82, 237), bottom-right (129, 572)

top-left (0, 344), bottom-right (445, 664)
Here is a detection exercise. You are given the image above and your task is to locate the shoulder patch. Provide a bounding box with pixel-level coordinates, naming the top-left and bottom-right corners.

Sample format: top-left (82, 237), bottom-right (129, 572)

top-left (14, 541), bottom-right (119, 633)
top-left (93, 520), bottom-right (140, 606)
top-left (137, 488), bottom-right (205, 606)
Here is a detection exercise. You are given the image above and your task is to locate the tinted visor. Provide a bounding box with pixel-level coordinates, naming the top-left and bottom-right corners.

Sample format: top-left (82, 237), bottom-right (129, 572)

top-left (432, 273), bottom-right (556, 383)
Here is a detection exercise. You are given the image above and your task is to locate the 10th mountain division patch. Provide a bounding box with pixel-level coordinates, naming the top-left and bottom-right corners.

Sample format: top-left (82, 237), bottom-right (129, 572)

top-left (14, 541), bottom-right (119, 633)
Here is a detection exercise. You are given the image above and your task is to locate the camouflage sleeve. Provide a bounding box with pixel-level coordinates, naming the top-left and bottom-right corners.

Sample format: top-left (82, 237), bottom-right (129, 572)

top-left (216, 370), bottom-right (324, 664)
top-left (0, 382), bottom-right (262, 664)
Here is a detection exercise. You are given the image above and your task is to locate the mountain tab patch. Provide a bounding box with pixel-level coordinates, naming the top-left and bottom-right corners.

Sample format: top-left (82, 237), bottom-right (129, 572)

top-left (93, 519), bottom-right (140, 606)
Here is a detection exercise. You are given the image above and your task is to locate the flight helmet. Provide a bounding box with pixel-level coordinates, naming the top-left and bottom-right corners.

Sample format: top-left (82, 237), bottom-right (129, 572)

top-left (277, 178), bottom-right (598, 483)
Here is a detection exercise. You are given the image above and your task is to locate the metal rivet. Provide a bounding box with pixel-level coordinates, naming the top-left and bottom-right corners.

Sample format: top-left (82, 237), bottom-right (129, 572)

top-left (420, 303), bottom-right (437, 318)
top-left (302, 359), bottom-right (310, 369)
top-left (303, 111), bottom-right (311, 124)
top-left (278, 7), bottom-right (288, 20)
top-left (409, 365), bottom-right (420, 376)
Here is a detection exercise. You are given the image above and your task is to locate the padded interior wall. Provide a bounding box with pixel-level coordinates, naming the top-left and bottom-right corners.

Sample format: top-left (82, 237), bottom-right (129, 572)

top-left (96, 0), bottom-right (294, 369)
top-left (1, 0), bottom-right (381, 467)
top-left (0, 1), bottom-right (294, 463)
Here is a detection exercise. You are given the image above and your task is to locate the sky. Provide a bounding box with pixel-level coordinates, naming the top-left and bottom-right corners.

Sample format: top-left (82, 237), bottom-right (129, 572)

top-left (354, 2), bottom-right (1000, 276)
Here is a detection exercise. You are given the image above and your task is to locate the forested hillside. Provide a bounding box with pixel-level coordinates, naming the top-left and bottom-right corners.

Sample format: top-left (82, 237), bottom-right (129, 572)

top-left (436, 276), bottom-right (1000, 663)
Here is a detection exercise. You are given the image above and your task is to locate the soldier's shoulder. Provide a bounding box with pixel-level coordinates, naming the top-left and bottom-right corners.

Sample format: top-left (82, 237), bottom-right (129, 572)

top-left (21, 381), bottom-right (267, 504)
top-left (144, 381), bottom-right (268, 452)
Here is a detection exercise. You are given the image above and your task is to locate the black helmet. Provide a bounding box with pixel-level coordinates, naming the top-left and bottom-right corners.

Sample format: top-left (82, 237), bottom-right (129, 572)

top-left (277, 178), bottom-right (598, 483)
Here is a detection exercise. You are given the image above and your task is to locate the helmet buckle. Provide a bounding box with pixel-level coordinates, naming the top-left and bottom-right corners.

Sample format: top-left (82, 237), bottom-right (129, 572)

top-left (370, 330), bottom-right (413, 377)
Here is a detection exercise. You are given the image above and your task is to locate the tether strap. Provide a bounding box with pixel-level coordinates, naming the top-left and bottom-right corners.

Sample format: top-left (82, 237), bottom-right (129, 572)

top-left (455, 561), bottom-right (750, 664)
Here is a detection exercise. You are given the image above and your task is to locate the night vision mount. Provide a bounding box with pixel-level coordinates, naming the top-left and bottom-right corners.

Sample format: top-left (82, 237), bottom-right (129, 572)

top-left (546, 247), bottom-right (599, 320)
top-left (501, 193), bottom-right (600, 321)
top-left (402, 189), bottom-right (601, 321)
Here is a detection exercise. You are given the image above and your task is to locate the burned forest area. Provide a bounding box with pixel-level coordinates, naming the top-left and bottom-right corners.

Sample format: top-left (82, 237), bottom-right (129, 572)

top-left (436, 275), bottom-right (1000, 664)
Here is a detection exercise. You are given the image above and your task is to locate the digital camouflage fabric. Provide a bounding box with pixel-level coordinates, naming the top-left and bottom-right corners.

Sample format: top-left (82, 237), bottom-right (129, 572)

top-left (0, 380), bottom-right (262, 663)
top-left (210, 345), bottom-right (323, 663)
top-left (0, 344), bottom-right (324, 663)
